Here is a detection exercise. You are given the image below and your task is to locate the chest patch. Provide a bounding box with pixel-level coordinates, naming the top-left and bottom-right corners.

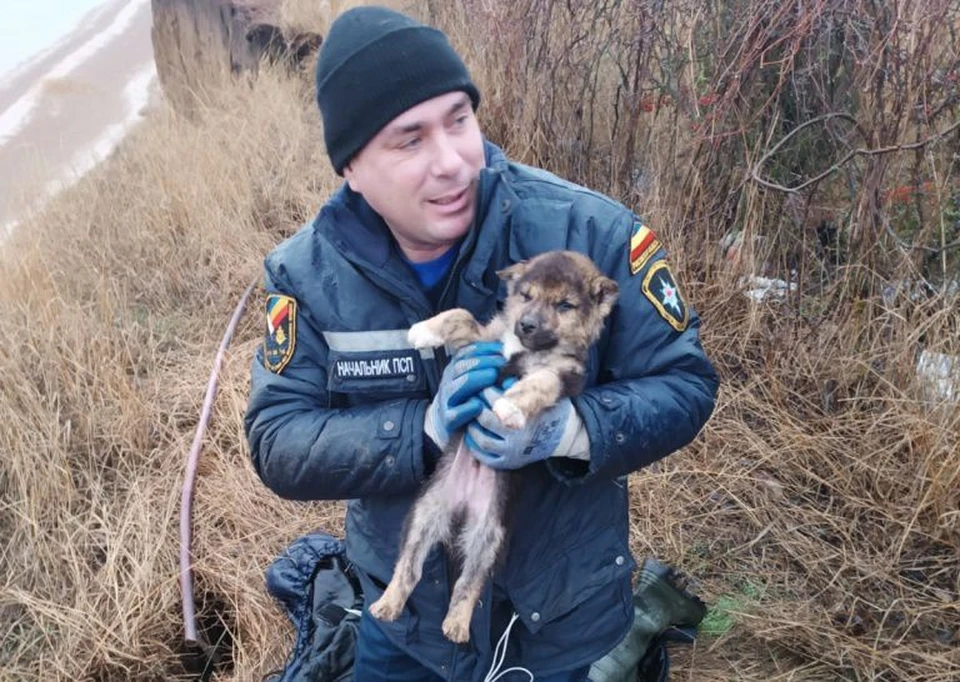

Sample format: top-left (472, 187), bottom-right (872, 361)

top-left (263, 294), bottom-right (297, 374)
top-left (642, 261), bottom-right (689, 332)
top-left (328, 348), bottom-right (426, 396)
top-left (323, 330), bottom-right (429, 395)
top-left (332, 351), bottom-right (419, 380)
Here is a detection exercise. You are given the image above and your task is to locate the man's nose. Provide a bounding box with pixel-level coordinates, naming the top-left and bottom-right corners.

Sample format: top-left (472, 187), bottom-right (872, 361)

top-left (431, 133), bottom-right (462, 176)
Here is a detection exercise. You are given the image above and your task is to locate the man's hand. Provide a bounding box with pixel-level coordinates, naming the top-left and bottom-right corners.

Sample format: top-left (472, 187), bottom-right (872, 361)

top-left (463, 384), bottom-right (587, 470)
top-left (424, 342), bottom-right (505, 449)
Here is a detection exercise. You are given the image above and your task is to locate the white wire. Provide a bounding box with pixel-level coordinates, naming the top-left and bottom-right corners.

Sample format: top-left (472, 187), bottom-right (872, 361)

top-left (483, 612), bottom-right (534, 682)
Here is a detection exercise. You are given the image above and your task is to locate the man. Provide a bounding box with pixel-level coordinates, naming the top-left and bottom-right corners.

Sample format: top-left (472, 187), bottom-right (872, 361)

top-left (245, 6), bottom-right (718, 682)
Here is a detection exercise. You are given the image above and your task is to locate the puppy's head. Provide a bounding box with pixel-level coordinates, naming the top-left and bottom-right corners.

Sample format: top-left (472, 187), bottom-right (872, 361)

top-left (497, 251), bottom-right (619, 352)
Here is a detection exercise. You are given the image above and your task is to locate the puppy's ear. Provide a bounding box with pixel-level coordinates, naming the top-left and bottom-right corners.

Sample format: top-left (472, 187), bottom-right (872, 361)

top-left (496, 261), bottom-right (528, 291)
top-left (592, 275), bottom-right (619, 319)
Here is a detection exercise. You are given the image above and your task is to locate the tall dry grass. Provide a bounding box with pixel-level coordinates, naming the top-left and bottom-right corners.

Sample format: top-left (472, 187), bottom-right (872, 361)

top-left (1, 0), bottom-right (958, 680)
top-left (0, 52), bottom-right (344, 679)
top-left (434, 1), bottom-right (960, 678)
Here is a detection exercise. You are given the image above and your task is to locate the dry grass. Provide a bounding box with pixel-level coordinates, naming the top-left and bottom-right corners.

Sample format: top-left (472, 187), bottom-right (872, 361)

top-left (2, 0), bottom-right (958, 680)
top-left (0, 59), bottom-right (343, 680)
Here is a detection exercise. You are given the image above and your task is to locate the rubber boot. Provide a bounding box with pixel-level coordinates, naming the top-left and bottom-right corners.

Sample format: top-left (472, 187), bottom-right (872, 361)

top-left (588, 558), bottom-right (707, 682)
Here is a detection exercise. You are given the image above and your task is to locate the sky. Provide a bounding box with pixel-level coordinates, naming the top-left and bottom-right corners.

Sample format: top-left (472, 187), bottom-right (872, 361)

top-left (0, 0), bottom-right (109, 81)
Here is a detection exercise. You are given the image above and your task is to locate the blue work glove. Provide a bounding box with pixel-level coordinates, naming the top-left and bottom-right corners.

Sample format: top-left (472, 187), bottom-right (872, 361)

top-left (464, 383), bottom-right (584, 470)
top-left (424, 342), bottom-right (505, 449)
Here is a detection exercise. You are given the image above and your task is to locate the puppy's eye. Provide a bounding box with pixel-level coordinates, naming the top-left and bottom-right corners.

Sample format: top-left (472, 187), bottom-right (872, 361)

top-left (556, 300), bottom-right (578, 312)
top-left (520, 291), bottom-right (533, 302)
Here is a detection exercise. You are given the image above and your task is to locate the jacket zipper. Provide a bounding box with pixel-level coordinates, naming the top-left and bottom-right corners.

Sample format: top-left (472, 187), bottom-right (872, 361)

top-left (437, 172), bottom-right (488, 311)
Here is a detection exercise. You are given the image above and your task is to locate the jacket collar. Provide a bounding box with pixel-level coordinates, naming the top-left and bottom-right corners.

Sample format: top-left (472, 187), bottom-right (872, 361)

top-left (320, 186), bottom-right (393, 268)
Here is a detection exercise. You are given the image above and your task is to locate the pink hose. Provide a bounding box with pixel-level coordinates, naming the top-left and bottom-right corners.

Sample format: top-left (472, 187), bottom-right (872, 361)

top-left (180, 275), bottom-right (260, 643)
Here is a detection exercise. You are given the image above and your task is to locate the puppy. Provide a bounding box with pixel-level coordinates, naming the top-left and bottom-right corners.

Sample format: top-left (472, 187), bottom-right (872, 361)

top-left (368, 250), bottom-right (619, 643)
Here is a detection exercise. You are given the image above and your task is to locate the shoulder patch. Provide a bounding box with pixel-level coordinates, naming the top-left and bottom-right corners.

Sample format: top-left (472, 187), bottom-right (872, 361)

top-left (264, 294), bottom-right (297, 374)
top-left (642, 261), bottom-right (689, 332)
top-left (629, 221), bottom-right (661, 275)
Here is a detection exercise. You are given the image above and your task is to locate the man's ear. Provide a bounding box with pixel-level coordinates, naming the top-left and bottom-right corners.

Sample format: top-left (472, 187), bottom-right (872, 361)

top-left (342, 162), bottom-right (361, 193)
top-left (592, 275), bottom-right (619, 319)
top-left (496, 261), bottom-right (528, 291)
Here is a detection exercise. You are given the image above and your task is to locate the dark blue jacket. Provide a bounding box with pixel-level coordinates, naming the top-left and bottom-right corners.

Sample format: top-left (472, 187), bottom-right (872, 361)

top-left (245, 141), bottom-right (718, 681)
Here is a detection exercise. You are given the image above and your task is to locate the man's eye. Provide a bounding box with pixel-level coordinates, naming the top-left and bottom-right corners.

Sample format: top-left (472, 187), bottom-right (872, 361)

top-left (556, 301), bottom-right (577, 312)
top-left (401, 137), bottom-right (421, 149)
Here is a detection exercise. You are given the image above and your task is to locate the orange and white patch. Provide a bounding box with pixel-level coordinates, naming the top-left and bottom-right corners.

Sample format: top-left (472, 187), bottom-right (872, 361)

top-left (629, 222), bottom-right (661, 275)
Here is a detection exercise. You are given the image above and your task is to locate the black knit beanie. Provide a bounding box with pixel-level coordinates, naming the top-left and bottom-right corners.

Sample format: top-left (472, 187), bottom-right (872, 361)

top-left (315, 6), bottom-right (481, 175)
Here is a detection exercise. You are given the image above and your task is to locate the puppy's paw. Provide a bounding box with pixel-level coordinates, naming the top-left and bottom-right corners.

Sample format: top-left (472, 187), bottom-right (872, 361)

top-left (493, 398), bottom-right (526, 430)
top-left (369, 595), bottom-right (403, 622)
top-left (408, 321), bottom-right (445, 349)
top-left (442, 613), bottom-right (471, 643)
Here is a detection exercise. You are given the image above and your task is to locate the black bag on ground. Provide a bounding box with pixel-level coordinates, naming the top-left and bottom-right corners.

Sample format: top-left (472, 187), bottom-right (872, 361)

top-left (262, 532), bottom-right (363, 682)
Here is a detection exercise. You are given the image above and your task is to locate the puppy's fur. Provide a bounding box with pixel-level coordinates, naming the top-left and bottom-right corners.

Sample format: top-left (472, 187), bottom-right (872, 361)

top-left (368, 250), bottom-right (618, 643)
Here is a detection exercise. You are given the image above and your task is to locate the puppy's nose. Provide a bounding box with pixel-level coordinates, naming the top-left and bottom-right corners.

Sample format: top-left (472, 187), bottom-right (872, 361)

top-left (518, 316), bottom-right (538, 335)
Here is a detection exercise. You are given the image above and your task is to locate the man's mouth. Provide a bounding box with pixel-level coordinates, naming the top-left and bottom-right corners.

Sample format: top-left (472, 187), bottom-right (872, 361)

top-left (428, 187), bottom-right (469, 210)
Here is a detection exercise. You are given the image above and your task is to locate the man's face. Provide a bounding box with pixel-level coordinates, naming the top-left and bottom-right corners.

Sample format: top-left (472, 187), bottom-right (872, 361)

top-left (342, 91), bottom-right (485, 263)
